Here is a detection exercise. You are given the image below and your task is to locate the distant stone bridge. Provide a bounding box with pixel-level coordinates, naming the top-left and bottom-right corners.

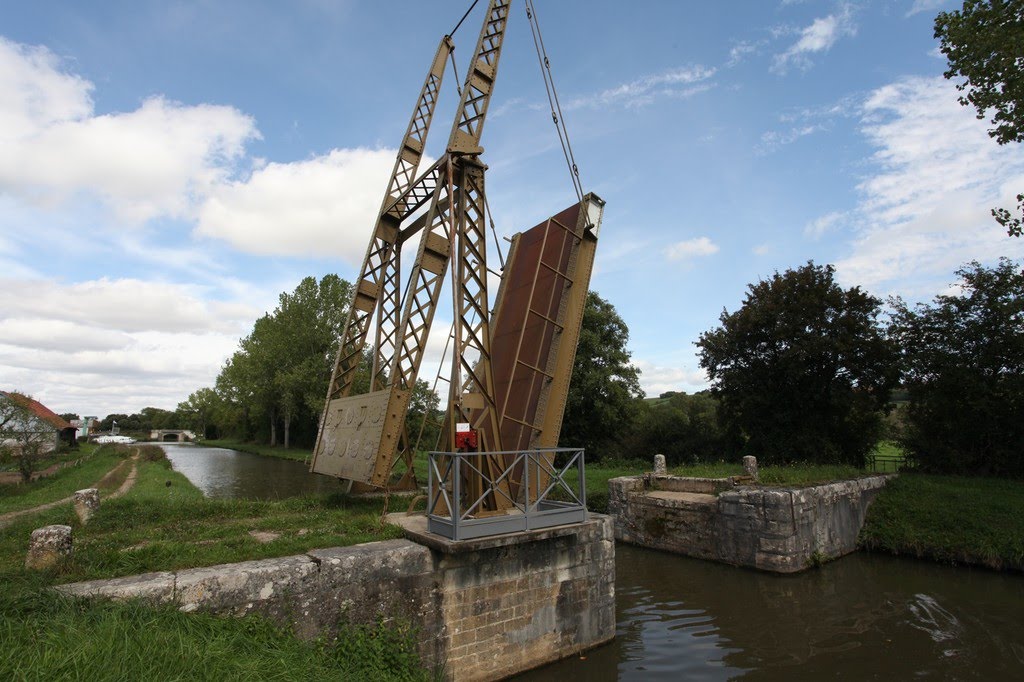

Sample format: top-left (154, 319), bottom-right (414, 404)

top-left (150, 429), bottom-right (196, 443)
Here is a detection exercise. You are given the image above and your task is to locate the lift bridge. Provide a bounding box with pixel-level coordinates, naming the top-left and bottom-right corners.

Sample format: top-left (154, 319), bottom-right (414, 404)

top-left (310, 0), bottom-right (603, 540)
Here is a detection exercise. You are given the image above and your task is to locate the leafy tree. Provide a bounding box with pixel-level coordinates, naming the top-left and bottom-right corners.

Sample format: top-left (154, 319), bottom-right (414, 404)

top-left (889, 258), bottom-right (1024, 476)
top-left (176, 388), bottom-right (220, 439)
top-left (935, 1), bottom-right (1024, 236)
top-left (624, 391), bottom-right (735, 466)
top-left (697, 262), bottom-right (898, 466)
top-left (560, 291), bottom-right (643, 457)
top-left (1, 392), bottom-right (55, 482)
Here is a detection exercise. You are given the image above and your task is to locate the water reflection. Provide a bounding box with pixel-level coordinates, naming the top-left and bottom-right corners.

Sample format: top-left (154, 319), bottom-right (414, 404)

top-left (160, 444), bottom-right (342, 499)
top-left (519, 545), bottom-right (1024, 681)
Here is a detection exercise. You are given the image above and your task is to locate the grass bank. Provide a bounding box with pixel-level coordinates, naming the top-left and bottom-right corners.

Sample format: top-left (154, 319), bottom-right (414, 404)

top-left (199, 439), bottom-right (311, 463)
top-left (0, 589), bottom-right (431, 681)
top-left (0, 447), bottom-right (401, 585)
top-left (1, 445), bottom-right (428, 681)
top-left (0, 444), bottom-right (124, 515)
top-left (859, 473), bottom-right (1024, 571)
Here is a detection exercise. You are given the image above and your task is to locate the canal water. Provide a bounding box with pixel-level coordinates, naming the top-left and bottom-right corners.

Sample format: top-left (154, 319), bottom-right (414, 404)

top-left (159, 444), bottom-right (1024, 678)
top-left (160, 443), bottom-right (340, 499)
top-left (519, 544), bottom-right (1024, 681)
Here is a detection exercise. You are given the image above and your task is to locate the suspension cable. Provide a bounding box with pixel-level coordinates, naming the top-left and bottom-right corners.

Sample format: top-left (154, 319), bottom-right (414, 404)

top-left (525, 0), bottom-right (584, 203)
top-left (448, 0), bottom-right (481, 39)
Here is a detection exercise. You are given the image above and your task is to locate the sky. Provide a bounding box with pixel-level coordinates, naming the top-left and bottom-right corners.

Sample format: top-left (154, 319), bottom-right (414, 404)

top-left (2, 0), bottom-right (1023, 418)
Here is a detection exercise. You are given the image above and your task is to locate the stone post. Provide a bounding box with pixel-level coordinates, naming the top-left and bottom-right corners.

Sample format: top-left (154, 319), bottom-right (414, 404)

top-left (742, 455), bottom-right (758, 481)
top-left (653, 454), bottom-right (667, 475)
top-left (74, 488), bottom-right (100, 524)
top-left (26, 525), bottom-right (73, 570)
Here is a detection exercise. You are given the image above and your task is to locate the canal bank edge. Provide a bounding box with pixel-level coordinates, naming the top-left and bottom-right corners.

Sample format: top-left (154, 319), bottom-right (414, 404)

top-left (608, 474), bottom-right (893, 573)
top-left (54, 515), bottom-right (616, 682)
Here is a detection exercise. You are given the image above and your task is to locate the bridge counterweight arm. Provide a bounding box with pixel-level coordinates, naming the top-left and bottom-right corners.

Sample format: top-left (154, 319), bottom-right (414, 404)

top-left (321, 36), bottom-right (453, 405)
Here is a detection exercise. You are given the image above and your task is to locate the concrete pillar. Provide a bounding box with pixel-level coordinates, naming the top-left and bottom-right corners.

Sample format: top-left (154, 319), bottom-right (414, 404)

top-left (653, 454), bottom-right (667, 475)
top-left (742, 455), bottom-right (758, 481)
top-left (26, 525), bottom-right (73, 570)
top-left (74, 488), bottom-right (100, 524)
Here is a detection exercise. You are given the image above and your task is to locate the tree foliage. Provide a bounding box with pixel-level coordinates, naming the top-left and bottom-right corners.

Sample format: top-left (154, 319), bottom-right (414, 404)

top-left (889, 258), bottom-right (1024, 476)
top-left (1, 392), bottom-right (54, 482)
top-left (622, 391), bottom-right (735, 466)
top-left (211, 274), bottom-right (353, 448)
top-left (560, 291), bottom-right (643, 457)
top-left (697, 262), bottom-right (897, 466)
top-left (935, 0), bottom-right (1024, 236)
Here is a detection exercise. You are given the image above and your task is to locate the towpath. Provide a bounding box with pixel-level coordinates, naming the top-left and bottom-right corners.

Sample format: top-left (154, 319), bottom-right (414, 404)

top-left (0, 449), bottom-right (140, 529)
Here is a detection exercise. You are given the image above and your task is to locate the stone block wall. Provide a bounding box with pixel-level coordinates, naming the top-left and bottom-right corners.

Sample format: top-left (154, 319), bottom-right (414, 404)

top-left (608, 475), bottom-right (892, 573)
top-left (56, 517), bottom-right (615, 682)
top-left (436, 517), bottom-right (615, 681)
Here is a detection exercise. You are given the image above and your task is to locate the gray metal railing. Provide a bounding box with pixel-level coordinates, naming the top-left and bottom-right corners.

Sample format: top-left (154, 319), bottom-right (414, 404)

top-left (427, 447), bottom-right (587, 540)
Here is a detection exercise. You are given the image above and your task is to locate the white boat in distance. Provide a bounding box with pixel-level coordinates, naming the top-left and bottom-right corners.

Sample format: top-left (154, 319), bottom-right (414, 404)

top-left (94, 435), bottom-right (136, 444)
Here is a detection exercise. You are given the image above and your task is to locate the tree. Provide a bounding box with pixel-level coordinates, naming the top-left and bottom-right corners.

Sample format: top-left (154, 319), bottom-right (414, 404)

top-left (697, 262), bottom-right (898, 467)
top-left (889, 258), bottom-right (1024, 476)
top-left (176, 388), bottom-right (220, 439)
top-left (935, 1), bottom-right (1024, 236)
top-left (623, 391), bottom-right (735, 466)
top-left (560, 291), bottom-right (643, 457)
top-left (1, 392), bottom-right (54, 482)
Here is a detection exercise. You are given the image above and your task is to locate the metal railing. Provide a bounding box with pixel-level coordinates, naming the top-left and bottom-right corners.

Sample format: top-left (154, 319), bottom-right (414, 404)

top-left (427, 447), bottom-right (587, 540)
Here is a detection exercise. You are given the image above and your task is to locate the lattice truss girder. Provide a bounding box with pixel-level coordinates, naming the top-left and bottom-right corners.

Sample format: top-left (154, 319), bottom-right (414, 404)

top-left (312, 0), bottom-right (515, 488)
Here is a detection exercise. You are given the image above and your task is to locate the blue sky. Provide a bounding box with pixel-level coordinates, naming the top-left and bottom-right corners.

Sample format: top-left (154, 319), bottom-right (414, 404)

top-left (2, 0), bottom-right (1022, 417)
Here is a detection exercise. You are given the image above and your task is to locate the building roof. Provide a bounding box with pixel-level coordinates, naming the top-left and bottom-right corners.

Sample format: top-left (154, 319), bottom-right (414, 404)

top-left (0, 391), bottom-right (74, 430)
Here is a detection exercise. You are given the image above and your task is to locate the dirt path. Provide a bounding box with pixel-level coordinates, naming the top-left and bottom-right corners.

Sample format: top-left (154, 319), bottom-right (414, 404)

top-left (0, 449), bottom-right (141, 529)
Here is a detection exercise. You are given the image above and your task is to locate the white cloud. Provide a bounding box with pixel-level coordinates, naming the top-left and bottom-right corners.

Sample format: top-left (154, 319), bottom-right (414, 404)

top-left (772, 4), bottom-right (857, 73)
top-left (196, 147), bottom-right (396, 261)
top-left (0, 277), bottom-right (255, 334)
top-left (759, 124), bottom-right (826, 152)
top-left (0, 37), bottom-right (258, 224)
top-left (0, 275), bottom-right (256, 415)
top-left (567, 65), bottom-right (716, 110)
top-left (727, 41), bottom-right (762, 68)
top-left (804, 211), bottom-right (845, 239)
top-left (836, 76), bottom-right (1024, 295)
top-left (907, 0), bottom-right (949, 17)
top-left (753, 243), bottom-right (772, 255)
top-left (0, 331), bottom-right (240, 415)
top-left (0, 319), bottom-right (131, 352)
top-left (666, 236), bottom-right (719, 261)
top-left (634, 359), bottom-right (709, 397)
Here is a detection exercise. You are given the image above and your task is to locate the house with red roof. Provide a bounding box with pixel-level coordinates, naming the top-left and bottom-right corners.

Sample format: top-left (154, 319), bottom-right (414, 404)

top-left (0, 391), bottom-right (76, 455)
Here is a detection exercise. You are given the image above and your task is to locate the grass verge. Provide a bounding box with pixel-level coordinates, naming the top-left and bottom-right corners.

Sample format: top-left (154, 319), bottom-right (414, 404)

top-left (859, 473), bottom-right (1024, 571)
top-left (0, 445), bottom-right (127, 515)
top-left (0, 585), bottom-right (431, 681)
top-left (1, 446), bottom-right (428, 682)
top-left (0, 447), bottom-right (402, 586)
top-left (200, 439), bottom-right (312, 463)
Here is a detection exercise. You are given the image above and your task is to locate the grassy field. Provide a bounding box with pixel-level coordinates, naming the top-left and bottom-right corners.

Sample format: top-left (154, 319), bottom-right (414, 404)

top-left (0, 444), bottom-right (125, 515)
top-left (859, 473), bottom-right (1024, 570)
